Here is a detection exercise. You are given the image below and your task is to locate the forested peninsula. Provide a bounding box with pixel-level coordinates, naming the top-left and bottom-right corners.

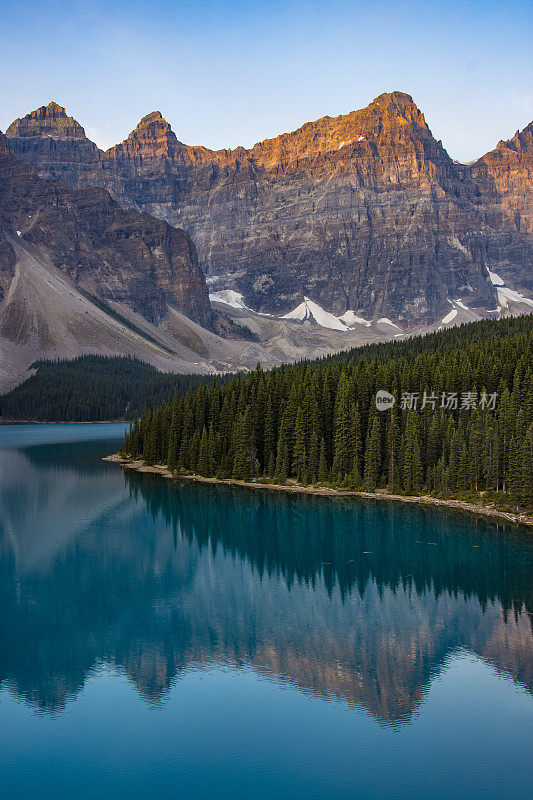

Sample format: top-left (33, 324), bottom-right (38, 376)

top-left (119, 316), bottom-right (533, 520)
top-left (0, 356), bottom-right (222, 422)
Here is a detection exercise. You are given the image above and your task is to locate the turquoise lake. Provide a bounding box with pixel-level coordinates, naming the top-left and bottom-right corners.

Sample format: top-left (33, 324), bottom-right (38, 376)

top-left (0, 423), bottom-right (531, 799)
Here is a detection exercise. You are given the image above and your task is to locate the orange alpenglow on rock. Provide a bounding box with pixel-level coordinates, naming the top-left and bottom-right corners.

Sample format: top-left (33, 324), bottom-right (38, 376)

top-left (5, 91), bottom-right (533, 326)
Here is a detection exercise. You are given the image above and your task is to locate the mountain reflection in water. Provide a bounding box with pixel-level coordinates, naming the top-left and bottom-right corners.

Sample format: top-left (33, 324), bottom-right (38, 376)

top-left (0, 436), bottom-right (531, 726)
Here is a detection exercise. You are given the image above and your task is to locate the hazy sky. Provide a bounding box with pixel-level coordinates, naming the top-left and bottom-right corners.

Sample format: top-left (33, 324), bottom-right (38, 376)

top-left (0, 0), bottom-right (531, 161)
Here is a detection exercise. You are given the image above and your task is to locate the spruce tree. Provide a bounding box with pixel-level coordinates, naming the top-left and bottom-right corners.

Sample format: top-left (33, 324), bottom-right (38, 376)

top-left (292, 406), bottom-right (308, 483)
top-left (197, 427), bottom-right (210, 477)
top-left (364, 416), bottom-right (381, 491)
top-left (318, 438), bottom-right (328, 483)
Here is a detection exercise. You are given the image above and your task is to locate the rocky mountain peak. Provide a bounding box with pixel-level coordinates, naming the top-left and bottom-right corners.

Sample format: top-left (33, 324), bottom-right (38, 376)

top-left (137, 110), bottom-right (166, 127)
top-left (4, 94), bottom-right (531, 325)
top-left (246, 89), bottom-right (441, 183)
top-left (471, 119), bottom-right (533, 235)
top-left (368, 91), bottom-right (428, 129)
top-left (0, 141), bottom-right (212, 328)
top-left (506, 121), bottom-right (533, 153)
top-left (6, 102), bottom-right (88, 141)
top-left (36, 101), bottom-right (67, 118)
top-left (107, 110), bottom-right (184, 163)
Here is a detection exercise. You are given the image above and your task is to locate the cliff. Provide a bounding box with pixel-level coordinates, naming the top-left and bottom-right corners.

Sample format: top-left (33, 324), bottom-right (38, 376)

top-left (6, 102), bottom-right (103, 187)
top-left (0, 128), bottom-right (211, 327)
top-left (7, 93), bottom-right (533, 324)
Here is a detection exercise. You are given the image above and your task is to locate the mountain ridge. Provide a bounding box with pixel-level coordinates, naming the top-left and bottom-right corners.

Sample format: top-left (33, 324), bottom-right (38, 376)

top-left (6, 92), bottom-right (533, 324)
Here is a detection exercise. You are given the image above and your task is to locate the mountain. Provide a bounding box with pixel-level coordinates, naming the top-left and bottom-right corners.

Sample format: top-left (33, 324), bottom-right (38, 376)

top-left (7, 94), bottom-right (533, 325)
top-left (2, 130), bottom-right (400, 392)
top-left (0, 129), bottom-right (211, 327)
top-left (5, 101), bottom-right (103, 186)
top-left (0, 129), bottom-right (216, 389)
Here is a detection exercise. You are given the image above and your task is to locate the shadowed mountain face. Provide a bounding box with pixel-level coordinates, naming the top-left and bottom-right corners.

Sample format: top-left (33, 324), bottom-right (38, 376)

top-left (7, 95), bottom-right (533, 323)
top-left (0, 130), bottom-right (211, 328)
top-left (1, 128), bottom-right (405, 393)
top-left (1, 434), bottom-right (531, 723)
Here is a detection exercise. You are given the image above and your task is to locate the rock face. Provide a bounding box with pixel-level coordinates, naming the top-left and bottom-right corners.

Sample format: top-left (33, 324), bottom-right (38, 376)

top-left (7, 94), bottom-right (533, 324)
top-left (0, 130), bottom-right (211, 327)
top-left (466, 122), bottom-right (533, 293)
top-left (6, 102), bottom-right (103, 187)
top-left (0, 133), bottom-right (17, 300)
top-left (470, 123), bottom-right (533, 234)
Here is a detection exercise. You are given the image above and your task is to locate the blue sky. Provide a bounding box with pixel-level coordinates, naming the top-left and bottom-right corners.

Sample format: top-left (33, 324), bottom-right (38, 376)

top-left (0, 0), bottom-right (531, 161)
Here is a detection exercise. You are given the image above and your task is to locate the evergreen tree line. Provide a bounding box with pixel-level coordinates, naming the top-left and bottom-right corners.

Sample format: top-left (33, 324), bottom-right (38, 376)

top-left (0, 355), bottom-right (225, 422)
top-left (122, 315), bottom-right (533, 510)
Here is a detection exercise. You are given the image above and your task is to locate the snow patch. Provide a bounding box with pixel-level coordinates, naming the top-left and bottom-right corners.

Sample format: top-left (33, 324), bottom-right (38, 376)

top-left (488, 270), bottom-right (504, 286)
top-left (453, 299), bottom-right (469, 310)
top-left (442, 309), bottom-right (458, 324)
top-left (497, 287), bottom-right (533, 309)
top-left (282, 301), bottom-right (309, 322)
top-left (377, 317), bottom-right (402, 331)
top-left (282, 297), bottom-right (348, 331)
top-left (339, 310), bottom-right (371, 327)
top-left (209, 290), bottom-right (252, 311)
top-left (357, 135), bottom-right (366, 142)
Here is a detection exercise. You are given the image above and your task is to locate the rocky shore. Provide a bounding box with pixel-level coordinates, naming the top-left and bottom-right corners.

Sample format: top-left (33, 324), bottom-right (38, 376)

top-left (104, 454), bottom-right (533, 529)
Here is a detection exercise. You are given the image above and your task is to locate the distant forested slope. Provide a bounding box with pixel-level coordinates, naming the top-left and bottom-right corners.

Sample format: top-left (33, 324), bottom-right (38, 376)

top-left (122, 315), bottom-right (533, 511)
top-left (0, 356), bottom-right (218, 421)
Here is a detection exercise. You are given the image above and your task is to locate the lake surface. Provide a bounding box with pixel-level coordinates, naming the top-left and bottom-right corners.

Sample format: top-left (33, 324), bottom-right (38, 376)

top-left (0, 423), bottom-right (532, 799)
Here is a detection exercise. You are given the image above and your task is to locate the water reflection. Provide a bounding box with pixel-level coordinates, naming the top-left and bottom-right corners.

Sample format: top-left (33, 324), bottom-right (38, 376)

top-left (0, 437), bottom-right (531, 724)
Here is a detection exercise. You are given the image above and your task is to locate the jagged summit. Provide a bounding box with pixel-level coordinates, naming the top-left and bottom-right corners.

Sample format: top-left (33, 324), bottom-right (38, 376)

top-left (367, 90), bottom-right (428, 127)
top-left (5, 93), bottom-right (532, 324)
top-left (35, 101), bottom-right (67, 118)
top-left (470, 118), bottom-right (533, 235)
top-left (137, 110), bottom-right (167, 126)
top-left (105, 109), bottom-right (185, 162)
top-left (6, 90), bottom-right (431, 160)
top-left (501, 121), bottom-right (533, 153)
top-left (6, 102), bottom-right (88, 140)
top-left (129, 110), bottom-right (177, 144)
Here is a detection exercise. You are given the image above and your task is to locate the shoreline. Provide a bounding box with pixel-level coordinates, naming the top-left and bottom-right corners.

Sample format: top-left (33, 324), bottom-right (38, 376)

top-left (104, 454), bottom-right (533, 529)
top-left (0, 419), bottom-right (129, 425)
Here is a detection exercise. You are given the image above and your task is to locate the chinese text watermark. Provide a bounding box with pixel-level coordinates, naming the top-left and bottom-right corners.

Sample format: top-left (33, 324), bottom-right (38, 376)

top-left (375, 390), bottom-right (498, 411)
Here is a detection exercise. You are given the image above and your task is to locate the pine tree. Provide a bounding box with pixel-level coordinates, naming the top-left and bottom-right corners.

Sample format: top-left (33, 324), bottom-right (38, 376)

top-left (385, 405), bottom-right (399, 491)
top-left (364, 416), bottom-right (381, 491)
top-left (167, 394), bottom-right (181, 471)
top-left (403, 413), bottom-right (422, 493)
top-left (274, 412), bottom-right (291, 484)
top-left (350, 404), bottom-right (363, 485)
top-left (233, 409), bottom-right (255, 480)
top-left (520, 424), bottom-right (533, 507)
top-left (197, 427), bottom-right (210, 477)
top-left (292, 406), bottom-right (307, 483)
top-left (188, 429), bottom-right (200, 473)
top-left (179, 398), bottom-right (194, 470)
top-left (263, 393), bottom-right (276, 472)
top-left (318, 438), bottom-right (328, 483)
top-left (332, 371), bottom-right (352, 479)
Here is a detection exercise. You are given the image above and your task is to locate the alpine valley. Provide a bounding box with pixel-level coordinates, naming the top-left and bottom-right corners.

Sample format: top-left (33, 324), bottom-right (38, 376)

top-left (1, 92), bottom-right (532, 390)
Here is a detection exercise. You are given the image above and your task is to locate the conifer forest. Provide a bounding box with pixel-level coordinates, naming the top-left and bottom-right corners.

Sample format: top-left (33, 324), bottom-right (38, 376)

top-left (122, 315), bottom-right (533, 511)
